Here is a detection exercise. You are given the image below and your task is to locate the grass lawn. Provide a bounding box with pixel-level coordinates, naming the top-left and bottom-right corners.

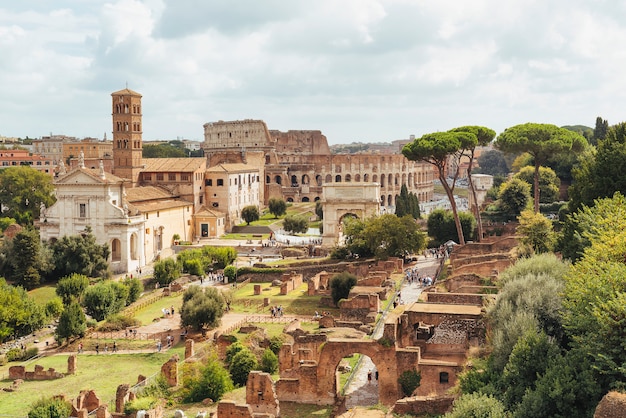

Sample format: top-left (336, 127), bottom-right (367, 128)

top-left (130, 293), bottom-right (184, 326)
top-left (433, 182), bottom-right (469, 198)
top-left (231, 282), bottom-right (337, 317)
top-left (28, 285), bottom-right (58, 305)
top-left (0, 348), bottom-right (184, 416)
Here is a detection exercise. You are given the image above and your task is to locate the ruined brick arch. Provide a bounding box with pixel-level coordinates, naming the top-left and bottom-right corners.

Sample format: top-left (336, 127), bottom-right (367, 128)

top-left (275, 175), bottom-right (282, 185)
top-left (302, 196), bottom-right (310, 202)
top-left (316, 340), bottom-right (402, 405)
top-left (394, 173), bottom-right (399, 186)
top-left (325, 174), bottom-right (332, 183)
top-left (335, 175), bottom-right (342, 182)
top-left (402, 173), bottom-right (407, 185)
top-left (355, 173), bottom-right (361, 182)
top-left (387, 194), bottom-right (393, 206)
top-left (380, 175), bottom-right (386, 188)
top-left (291, 175), bottom-right (298, 186)
top-left (408, 173), bottom-right (413, 186)
top-left (345, 174), bottom-right (351, 182)
top-left (287, 197), bottom-right (294, 202)
top-left (364, 173), bottom-right (369, 182)
top-left (302, 174), bottom-right (310, 184)
top-left (314, 196), bottom-right (320, 201)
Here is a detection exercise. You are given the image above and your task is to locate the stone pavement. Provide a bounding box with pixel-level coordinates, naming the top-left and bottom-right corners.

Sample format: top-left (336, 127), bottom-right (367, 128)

top-left (344, 255), bottom-right (442, 409)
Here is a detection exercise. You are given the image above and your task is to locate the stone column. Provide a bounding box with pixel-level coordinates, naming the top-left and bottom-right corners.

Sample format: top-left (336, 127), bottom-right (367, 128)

top-left (185, 339), bottom-right (194, 359)
top-left (67, 354), bottom-right (77, 375)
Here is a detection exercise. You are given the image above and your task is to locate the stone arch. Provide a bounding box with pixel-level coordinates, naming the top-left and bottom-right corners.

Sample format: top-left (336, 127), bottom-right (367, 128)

top-left (111, 238), bottom-right (121, 262)
top-left (302, 174), bottom-right (310, 185)
top-left (372, 174), bottom-right (378, 183)
top-left (380, 195), bottom-right (385, 205)
top-left (316, 175), bottom-right (323, 186)
top-left (345, 174), bottom-right (352, 182)
top-left (287, 197), bottom-right (294, 203)
top-left (314, 196), bottom-right (320, 201)
top-left (302, 196), bottom-right (310, 202)
top-left (408, 173), bottom-right (413, 186)
top-left (355, 174), bottom-right (361, 182)
top-left (266, 175), bottom-right (271, 184)
top-left (315, 340), bottom-right (404, 405)
top-left (325, 174), bottom-right (332, 183)
top-left (395, 194), bottom-right (400, 206)
top-left (402, 173), bottom-right (407, 185)
top-left (275, 175), bottom-right (282, 185)
top-left (335, 175), bottom-right (342, 183)
top-left (380, 174), bottom-right (386, 188)
top-left (363, 173), bottom-right (369, 182)
top-left (394, 173), bottom-right (399, 186)
top-left (387, 194), bottom-right (393, 206)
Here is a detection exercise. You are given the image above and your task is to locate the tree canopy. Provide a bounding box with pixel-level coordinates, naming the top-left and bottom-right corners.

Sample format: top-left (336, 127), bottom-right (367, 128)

top-left (49, 227), bottom-right (110, 279)
top-left (268, 198), bottom-right (287, 218)
top-left (403, 130), bottom-right (478, 244)
top-left (241, 205), bottom-right (259, 225)
top-left (569, 122), bottom-right (626, 211)
top-left (0, 166), bottom-right (56, 225)
top-left (341, 214), bottom-right (426, 259)
top-left (495, 123), bottom-right (587, 213)
top-left (180, 286), bottom-right (226, 332)
top-left (514, 166), bottom-right (560, 204)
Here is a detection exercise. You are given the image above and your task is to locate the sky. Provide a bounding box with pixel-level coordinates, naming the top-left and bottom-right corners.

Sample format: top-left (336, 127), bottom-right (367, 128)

top-left (1, 0), bottom-right (626, 144)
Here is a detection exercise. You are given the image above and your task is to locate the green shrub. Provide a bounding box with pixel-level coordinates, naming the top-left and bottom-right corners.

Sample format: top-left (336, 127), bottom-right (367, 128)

top-left (229, 348), bottom-right (258, 386)
top-left (124, 397), bottom-right (158, 414)
top-left (260, 348), bottom-right (278, 374)
top-left (268, 335), bottom-right (285, 355)
top-left (45, 297), bottom-right (64, 319)
top-left (24, 347), bottom-right (39, 360)
top-left (6, 348), bottom-right (23, 362)
top-left (28, 397), bottom-right (72, 418)
top-left (225, 341), bottom-right (244, 366)
top-left (398, 370), bottom-right (421, 397)
top-left (97, 314), bottom-right (140, 331)
top-left (182, 353), bottom-right (233, 403)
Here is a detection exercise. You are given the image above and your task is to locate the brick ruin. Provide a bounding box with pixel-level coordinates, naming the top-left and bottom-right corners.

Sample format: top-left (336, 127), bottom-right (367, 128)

top-left (7, 354), bottom-right (76, 381)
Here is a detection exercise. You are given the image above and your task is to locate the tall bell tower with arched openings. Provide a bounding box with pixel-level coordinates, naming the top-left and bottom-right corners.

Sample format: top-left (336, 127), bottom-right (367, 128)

top-left (112, 88), bottom-right (143, 185)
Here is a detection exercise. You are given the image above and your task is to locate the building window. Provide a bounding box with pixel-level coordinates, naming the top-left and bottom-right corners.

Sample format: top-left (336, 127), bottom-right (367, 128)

top-left (169, 173), bottom-right (176, 181)
top-left (144, 173), bottom-right (151, 181)
top-left (439, 372), bottom-right (449, 384)
top-left (157, 173), bottom-right (163, 181)
top-left (217, 179), bottom-right (224, 186)
top-left (207, 179), bottom-right (213, 186)
top-left (79, 203), bottom-right (86, 218)
top-left (181, 173), bottom-right (189, 181)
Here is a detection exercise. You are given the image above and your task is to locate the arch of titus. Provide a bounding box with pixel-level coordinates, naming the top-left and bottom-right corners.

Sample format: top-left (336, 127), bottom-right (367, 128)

top-left (322, 183), bottom-right (380, 246)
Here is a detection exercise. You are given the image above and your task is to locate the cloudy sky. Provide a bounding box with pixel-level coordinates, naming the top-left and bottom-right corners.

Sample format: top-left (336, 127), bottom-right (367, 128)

top-left (1, 0), bottom-right (625, 144)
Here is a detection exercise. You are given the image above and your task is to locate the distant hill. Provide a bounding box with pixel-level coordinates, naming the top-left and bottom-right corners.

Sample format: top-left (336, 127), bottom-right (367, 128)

top-left (561, 124), bottom-right (593, 139)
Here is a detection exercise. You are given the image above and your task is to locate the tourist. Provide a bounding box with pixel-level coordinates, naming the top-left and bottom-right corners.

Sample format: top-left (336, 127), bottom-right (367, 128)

top-left (113, 341), bottom-right (117, 352)
top-left (78, 342), bottom-right (83, 354)
top-left (95, 343), bottom-right (99, 354)
top-left (156, 340), bottom-right (162, 352)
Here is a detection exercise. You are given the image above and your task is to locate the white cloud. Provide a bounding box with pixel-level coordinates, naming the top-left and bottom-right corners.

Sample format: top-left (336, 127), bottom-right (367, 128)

top-left (1, 0), bottom-right (626, 143)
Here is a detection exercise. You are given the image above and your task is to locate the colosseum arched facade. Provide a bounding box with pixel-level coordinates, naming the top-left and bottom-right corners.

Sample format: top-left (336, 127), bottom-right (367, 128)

top-left (202, 120), bottom-right (433, 210)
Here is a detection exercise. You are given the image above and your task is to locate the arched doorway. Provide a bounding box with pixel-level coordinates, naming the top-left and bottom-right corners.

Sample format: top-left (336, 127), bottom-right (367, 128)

top-left (275, 175), bottom-right (282, 185)
top-left (302, 196), bottom-right (310, 202)
top-left (111, 238), bottom-right (121, 262)
top-left (338, 353), bottom-right (380, 408)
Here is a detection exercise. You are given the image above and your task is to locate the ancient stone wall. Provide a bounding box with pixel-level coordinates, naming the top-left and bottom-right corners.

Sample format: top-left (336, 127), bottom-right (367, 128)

top-left (415, 364), bottom-right (460, 397)
top-left (340, 293), bottom-right (379, 323)
top-left (450, 259), bottom-right (514, 278)
top-left (161, 355), bottom-right (179, 387)
top-left (425, 292), bottom-right (489, 306)
top-left (9, 364), bottom-right (65, 380)
top-left (392, 395), bottom-right (455, 416)
top-left (245, 371), bottom-right (279, 416)
top-left (279, 272), bottom-right (303, 295)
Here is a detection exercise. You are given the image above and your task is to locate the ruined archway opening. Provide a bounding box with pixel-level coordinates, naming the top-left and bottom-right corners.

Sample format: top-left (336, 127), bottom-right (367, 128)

top-left (337, 353), bottom-right (380, 408)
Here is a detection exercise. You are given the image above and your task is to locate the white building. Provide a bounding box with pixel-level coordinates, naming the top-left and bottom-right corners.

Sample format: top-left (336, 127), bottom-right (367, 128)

top-left (39, 163), bottom-right (193, 274)
top-left (205, 163), bottom-right (260, 229)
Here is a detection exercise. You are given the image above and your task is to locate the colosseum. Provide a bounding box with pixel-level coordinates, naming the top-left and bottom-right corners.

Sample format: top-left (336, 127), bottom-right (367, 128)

top-left (202, 119), bottom-right (434, 210)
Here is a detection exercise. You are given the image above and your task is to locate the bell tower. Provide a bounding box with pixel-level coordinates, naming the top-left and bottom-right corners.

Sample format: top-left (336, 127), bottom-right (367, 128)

top-left (112, 88), bottom-right (143, 185)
